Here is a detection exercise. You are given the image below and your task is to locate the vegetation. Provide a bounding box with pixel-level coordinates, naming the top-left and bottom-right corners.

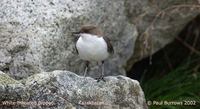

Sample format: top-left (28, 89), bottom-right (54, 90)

top-left (141, 56), bottom-right (200, 109)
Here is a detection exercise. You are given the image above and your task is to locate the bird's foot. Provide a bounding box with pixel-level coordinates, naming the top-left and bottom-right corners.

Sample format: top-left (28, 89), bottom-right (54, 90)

top-left (96, 76), bottom-right (106, 82)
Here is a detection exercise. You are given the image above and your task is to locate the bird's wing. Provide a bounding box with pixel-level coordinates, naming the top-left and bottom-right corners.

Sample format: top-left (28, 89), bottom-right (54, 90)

top-left (75, 44), bottom-right (79, 54)
top-left (72, 32), bottom-right (80, 54)
top-left (103, 36), bottom-right (114, 54)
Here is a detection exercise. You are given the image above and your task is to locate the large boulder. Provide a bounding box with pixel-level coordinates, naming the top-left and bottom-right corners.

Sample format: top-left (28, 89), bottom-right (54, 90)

top-left (0, 0), bottom-right (137, 79)
top-left (0, 70), bottom-right (148, 109)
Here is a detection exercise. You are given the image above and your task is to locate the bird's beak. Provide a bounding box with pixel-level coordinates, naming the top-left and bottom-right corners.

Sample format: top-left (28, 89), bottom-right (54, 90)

top-left (72, 32), bottom-right (80, 37)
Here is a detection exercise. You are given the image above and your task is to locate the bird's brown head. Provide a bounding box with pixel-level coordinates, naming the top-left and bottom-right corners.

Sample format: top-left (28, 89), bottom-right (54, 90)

top-left (74, 25), bottom-right (103, 36)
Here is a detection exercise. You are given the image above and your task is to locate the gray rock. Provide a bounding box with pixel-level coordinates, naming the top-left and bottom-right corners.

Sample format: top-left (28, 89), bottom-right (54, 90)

top-left (0, 0), bottom-right (137, 79)
top-left (0, 70), bottom-right (148, 109)
top-left (0, 49), bottom-right (11, 70)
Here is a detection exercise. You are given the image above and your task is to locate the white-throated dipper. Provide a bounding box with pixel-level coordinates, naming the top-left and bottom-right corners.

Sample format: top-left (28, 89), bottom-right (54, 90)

top-left (73, 25), bottom-right (114, 82)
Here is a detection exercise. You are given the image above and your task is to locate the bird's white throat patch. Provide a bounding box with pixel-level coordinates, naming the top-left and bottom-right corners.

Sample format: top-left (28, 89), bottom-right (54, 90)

top-left (76, 33), bottom-right (109, 61)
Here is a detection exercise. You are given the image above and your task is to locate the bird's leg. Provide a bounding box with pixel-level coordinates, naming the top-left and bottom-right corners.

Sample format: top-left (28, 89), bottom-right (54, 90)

top-left (84, 61), bottom-right (89, 77)
top-left (97, 61), bottom-right (106, 82)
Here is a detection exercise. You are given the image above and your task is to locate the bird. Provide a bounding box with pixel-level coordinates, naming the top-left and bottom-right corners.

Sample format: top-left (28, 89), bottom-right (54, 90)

top-left (73, 25), bottom-right (114, 82)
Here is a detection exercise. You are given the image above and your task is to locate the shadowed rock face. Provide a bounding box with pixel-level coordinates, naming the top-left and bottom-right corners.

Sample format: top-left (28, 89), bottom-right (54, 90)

top-left (124, 0), bottom-right (200, 71)
top-left (0, 71), bottom-right (148, 109)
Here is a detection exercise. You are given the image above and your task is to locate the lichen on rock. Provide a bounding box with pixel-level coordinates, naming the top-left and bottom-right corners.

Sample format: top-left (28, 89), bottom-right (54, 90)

top-left (0, 70), bottom-right (148, 109)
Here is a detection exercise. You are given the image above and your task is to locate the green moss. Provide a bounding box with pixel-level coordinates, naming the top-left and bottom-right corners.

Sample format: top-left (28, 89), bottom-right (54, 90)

top-left (0, 73), bottom-right (21, 85)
